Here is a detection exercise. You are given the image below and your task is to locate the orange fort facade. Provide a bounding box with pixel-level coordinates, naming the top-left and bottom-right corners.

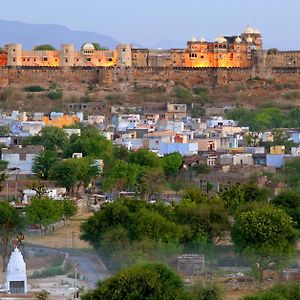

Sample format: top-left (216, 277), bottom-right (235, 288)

top-left (0, 26), bottom-right (262, 68)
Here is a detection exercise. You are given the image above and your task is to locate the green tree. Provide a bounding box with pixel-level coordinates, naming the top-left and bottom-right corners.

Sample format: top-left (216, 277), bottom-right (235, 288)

top-left (281, 157), bottom-right (300, 188)
top-left (23, 126), bottom-right (68, 151)
top-left (34, 44), bottom-right (56, 51)
top-left (81, 262), bottom-right (190, 300)
top-left (0, 125), bottom-right (10, 136)
top-left (272, 190), bottom-right (300, 229)
top-left (26, 197), bottom-right (62, 235)
top-left (163, 152), bottom-right (183, 176)
top-left (174, 198), bottom-right (230, 244)
top-left (54, 199), bottom-right (77, 222)
top-left (188, 282), bottom-right (223, 300)
top-left (0, 202), bottom-right (24, 271)
top-left (27, 181), bottom-right (47, 199)
top-left (49, 158), bottom-right (99, 194)
top-left (92, 42), bottom-right (108, 50)
top-left (129, 148), bottom-right (163, 170)
top-left (63, 125), bottom-right (113, 160)
top-left (232, 204), bottom-right (298, 282)
top-left (32, 150), bottom-right (58, 179)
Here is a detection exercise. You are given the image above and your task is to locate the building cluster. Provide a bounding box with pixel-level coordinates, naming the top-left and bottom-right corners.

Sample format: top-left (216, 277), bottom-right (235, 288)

top-left (0, 100), bottom-right (299, 196)
top-left (0, 26), bottom-right (262, 68)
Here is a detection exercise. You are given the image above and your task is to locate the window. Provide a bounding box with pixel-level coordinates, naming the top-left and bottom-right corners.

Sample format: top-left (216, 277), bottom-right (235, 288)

top-left (19, 153), bottom-right (26, 161)
top-left (86, 58), bottom-right (91, 62)
top-left (108, 58), bottom-right (113, 61)
top-left (13, 49), bottom-right (15, 52)
top-left (43, 57), bottom-right (48, 62)
top-left (65, 58), bottom-right (68, 63)
top-left (13, 58), bottom-right (16, 62)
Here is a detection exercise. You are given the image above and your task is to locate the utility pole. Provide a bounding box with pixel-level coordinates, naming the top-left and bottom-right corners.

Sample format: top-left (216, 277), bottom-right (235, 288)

top-left (73, 263), bottom-right (78, 299)
top-left (71, 232), bottom-right (76, 248)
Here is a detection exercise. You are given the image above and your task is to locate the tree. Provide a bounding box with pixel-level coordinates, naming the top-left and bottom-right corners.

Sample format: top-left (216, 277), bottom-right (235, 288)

top-left (63, 125), bottom-right (113, 160)
top-left (272, 190), bottom-right (300, 229)
top-left (26, 197), bottom-right (62, 235)
top-left (281, 157), bottom-right (300, 188)
top-left (138, 169), bottom-right (164, 200)
top-left (81, 262), bottom-right (190, 300)
top-left (232, 204), bottom-right (298, 282)
top-left (55, 199), bottom-right (77, 223)
top-left (129, 148), bottom-right (162, 170)
top-left (174, 197), bottom-right (230, 244)
top-left (267, 48), bottom-right (278, 55)
top-left (23, 126), bottom-right (68, 151)
top-left (34, 44), bottom-right (56, 51)
top-left (0, 202), bottom-right (24, 271)
top-left (48, 160), bottom-right (78, 193)
top-left (0, 125), bottom-right (10, 136)
top-left (32, 150), bottom-right (58, 179)
top-left (92, 43), bottom-right (108, 51)
top-left (163, 152), bottom-right (183, 176)
top-left (188, 282), bottom-right (223, 300)
top-left (27, 181), bottom-right (47, 199)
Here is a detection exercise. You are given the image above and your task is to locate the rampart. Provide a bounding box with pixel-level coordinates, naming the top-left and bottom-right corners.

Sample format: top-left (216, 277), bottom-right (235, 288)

top-left (1, 64), bottom-right (300, 89)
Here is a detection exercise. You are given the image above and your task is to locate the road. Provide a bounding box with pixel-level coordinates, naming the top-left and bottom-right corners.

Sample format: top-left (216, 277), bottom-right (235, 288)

top-left (26, 244), bottom-right (111, 288)
top-left (67, 249), bottom-right (111, 287)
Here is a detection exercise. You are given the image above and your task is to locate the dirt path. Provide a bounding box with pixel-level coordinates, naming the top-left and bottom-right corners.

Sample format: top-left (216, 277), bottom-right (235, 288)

top-left (25, 214), bottom-right (92, 249)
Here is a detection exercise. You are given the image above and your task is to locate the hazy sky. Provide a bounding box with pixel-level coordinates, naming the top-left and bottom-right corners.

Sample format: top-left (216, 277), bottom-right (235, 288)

top-left (1, 0), bottom-right (299, 49)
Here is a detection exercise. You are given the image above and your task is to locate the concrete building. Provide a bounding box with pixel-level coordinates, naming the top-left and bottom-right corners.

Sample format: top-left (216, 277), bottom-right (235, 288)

top-left (2, 145), bottom-right (43, 174)
top-left (177, 254), bottom-right (205, 276)
top-left (159, 141), bottom-right (198, 156)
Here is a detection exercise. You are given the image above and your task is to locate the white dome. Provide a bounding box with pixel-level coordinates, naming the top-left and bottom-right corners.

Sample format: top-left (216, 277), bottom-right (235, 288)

top-left (199, 37), bottom-right (206, 42)
top-left (191, 36), bottom-right (197, 42)
top-left (214, 36), bottom-right (227, 43)
top-left (235, 36), bottom-right (242, 43)
top-left (7, 248), bottom-right (26, 277)
top-left (244, 25), bottom-right (255, 34)
top-left (82, 43), bottom-right (95, 51)
top-left (246, 36), bottom-right (253, 43)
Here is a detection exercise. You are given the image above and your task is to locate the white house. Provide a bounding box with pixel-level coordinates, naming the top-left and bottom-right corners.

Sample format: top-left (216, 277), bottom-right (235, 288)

top-left (2, 145), bottom-right (43, 174)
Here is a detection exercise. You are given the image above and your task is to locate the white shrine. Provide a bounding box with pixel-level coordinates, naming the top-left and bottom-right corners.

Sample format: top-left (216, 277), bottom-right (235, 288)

top-left (6, 247), bottom-right (27, 294)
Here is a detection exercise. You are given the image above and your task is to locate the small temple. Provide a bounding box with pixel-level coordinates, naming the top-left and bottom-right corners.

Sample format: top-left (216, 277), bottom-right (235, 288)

top-left (6, 246), bottom-right (28, 294)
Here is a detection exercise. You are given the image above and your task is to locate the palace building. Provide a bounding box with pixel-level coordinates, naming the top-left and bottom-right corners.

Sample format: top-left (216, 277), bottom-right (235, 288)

top-left (0, 26), bottom-right (262, 68)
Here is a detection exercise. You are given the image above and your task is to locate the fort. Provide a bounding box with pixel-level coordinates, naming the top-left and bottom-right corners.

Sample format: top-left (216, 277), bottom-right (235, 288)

top-left (1, 26), bottom-right (300, 88)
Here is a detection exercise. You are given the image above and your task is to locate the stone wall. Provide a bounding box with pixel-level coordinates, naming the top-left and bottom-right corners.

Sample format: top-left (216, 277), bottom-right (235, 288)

top-left (1, 65), bottom-right (300, 89)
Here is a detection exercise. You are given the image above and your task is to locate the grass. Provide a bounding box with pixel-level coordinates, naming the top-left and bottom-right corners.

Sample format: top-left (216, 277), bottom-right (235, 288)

top-left (29, 261), bottom-right (72, 279)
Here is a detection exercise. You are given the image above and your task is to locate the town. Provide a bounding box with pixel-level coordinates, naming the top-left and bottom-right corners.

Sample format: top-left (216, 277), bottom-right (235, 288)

top-left (2, 1), bottom-right (300, 299)
top-left (0, 91), bottom-right (300, 299)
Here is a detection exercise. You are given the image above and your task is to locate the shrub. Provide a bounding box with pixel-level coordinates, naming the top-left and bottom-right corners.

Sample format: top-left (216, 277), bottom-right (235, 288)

top-left (47, 90), bottom-right (63, 100)
top-left (193, 86), bottom-right (209, 97)
top-left (174, 86), bottom-right (193, 100)
top-left (283, 90), bottom-right (300, 100)
top-left (24, 85), bottom-right (45, 92)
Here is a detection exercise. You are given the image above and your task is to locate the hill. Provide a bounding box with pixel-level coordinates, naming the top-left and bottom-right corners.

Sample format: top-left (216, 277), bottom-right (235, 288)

top-left (0, 20), bottom-right (119, 50)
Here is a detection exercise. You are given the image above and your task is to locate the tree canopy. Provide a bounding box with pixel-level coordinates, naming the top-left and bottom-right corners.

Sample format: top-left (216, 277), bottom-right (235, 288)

top-left (34, 44), bottom-right (56, 51)
top-left (232, 204), bottom-right (298, 281)
top-left (0, 202), bottom-right (25, 271)
top-left (81, 262), bottom-right (190, 300)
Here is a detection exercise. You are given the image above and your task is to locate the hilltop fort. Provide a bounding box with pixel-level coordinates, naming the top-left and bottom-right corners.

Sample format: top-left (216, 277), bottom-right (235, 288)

top-left (0, 26), bottom-right (300, 88)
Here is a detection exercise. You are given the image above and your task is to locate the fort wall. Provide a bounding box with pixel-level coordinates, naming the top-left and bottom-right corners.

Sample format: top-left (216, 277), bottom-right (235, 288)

top-left (1, 65), bottom-right (300, 89)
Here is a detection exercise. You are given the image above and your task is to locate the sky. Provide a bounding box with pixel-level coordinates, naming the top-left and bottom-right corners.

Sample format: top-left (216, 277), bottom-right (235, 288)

top-left (1, 0), bottom-right (300, 49)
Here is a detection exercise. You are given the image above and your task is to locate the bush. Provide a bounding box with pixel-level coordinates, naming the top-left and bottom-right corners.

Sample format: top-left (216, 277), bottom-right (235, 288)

top-left (193, 86), bottom-right (209, 97)
top-left (47, 90), bottom-right (63, 100)
top-left (283, 91), bottom-right (300, 100)
top-left (24, 85), bottom-right (45, 92)
top-left (174, 86), bottom-right (193, 100)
